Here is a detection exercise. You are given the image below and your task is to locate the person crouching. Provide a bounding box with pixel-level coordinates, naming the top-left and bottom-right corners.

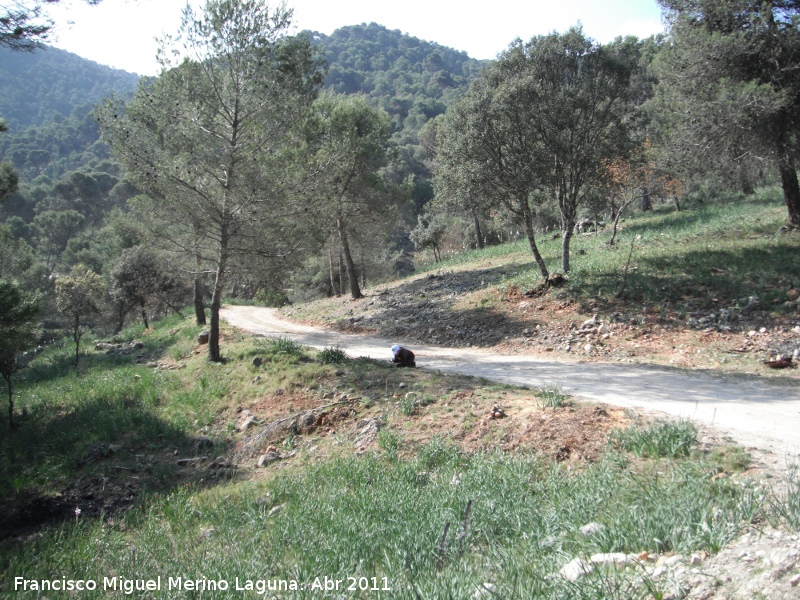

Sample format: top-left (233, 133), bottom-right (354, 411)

top-left (391, 344), bottom-right (416, 368)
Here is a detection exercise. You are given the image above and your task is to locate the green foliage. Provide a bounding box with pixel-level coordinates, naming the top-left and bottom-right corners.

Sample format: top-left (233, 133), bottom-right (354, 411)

top-left (54, 265), bottom-right (104, 367)
top-left (435, 27), bottom-right (642, 277)
top-left (377, 428), bottom-right (400, 460)
top-left (303, 92), bottom-right (395, 299)
top-left (768, 465), bottom-right (800, 529)
top-left (655, 0), bottom-right (800, 224)
top-left (316, 23), bottom-right (484, 134)
top-left (317, 346), bottom-right (347, 364)
top-left (610, 419), bottom-right (697, 458)
top-left (108, 245), bottom-right (189, 329)
top-left (0, 45), bottom-right (137, 129)
top-left (409, 212), bottom-right (448, 262)
top-left (31, 209), bottom-right (85, 269)
top-left (0, 278), bottom-right (40, 426)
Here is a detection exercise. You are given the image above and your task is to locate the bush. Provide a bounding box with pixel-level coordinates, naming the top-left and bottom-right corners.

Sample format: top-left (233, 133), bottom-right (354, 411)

top-left (318, 346), bottom-right (347, 364)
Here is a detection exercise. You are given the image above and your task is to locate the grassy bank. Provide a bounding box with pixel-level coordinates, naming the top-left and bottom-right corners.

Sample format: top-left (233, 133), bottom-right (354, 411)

top-left (1, 308), bottom-right (799, 598)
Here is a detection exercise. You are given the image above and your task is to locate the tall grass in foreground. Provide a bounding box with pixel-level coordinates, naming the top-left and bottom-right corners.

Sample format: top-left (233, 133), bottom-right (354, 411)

top-left (610, 419), bottom-right (697, 459)
top-left (2, 440), bottom-right (764, 599)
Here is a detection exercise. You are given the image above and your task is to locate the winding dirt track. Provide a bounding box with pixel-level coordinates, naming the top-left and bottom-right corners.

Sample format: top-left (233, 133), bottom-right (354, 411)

top-left (221, 305), bottom-right (800, 467)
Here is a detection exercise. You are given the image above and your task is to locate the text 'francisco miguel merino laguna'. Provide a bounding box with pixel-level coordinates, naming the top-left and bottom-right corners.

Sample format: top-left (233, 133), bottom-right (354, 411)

top-left (15, 576), bottom-right (301, 593)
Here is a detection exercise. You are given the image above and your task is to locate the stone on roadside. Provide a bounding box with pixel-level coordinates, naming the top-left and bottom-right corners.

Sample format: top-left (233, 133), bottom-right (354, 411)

top-left (197, 330), bottom-right (210, 344)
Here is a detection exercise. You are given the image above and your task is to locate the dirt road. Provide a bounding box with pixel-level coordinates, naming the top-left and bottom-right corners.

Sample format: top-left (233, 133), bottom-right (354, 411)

top-left (221, 305), bottom-right (800, 467)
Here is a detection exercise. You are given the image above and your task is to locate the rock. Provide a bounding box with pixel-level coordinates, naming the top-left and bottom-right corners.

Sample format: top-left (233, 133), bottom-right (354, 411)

top-left (584, 344), bottom-right (596, 355)
top-left (236, 411), bottom-right (256, 431)
top-left (597, 324), bottom-right (609, 335)
top-left (590, 553), bottom-right (639, 568)
top-left (490, 404), bottom-right (506, 419)
top-left (559, 557), bottom-right (593, 581)
top-left (353, 417), bottom-right (384, 449)
top-left (267, 503), bottom-right (285, 517)
top-left (257, 452), bottom-right (281, 467)
top-left (299, 413), bottom-right (316, 428)
top-left (790, 573), bottom-right (800, 587)
top-left (197, 330), bottom-right (210, 344)
top-left (580, 522), bottom-right (604, 537)
top-left (252, 357), bottom-right (263, 367)
top-left (581, 315), bottom-right (598, 328)
top-left (689, 551), bottom-right (707, 565)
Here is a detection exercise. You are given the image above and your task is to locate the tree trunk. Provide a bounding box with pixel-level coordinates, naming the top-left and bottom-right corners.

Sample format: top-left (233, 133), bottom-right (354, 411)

top-left (561, 224), bottom-right (574, 273)
top-left (641, 186), bottom-right (652, 212)
top-left (113, 302), bottom-right (127, 334)
top-left (338, 251), bottom-right (345, 296)
top-left (778, 155), bottom-right (800, 226)
top-left (193, 277), bottom-right (206, 325)
top-left (522, 204), bottom-right (549, 280)
top-left (193, 223), bottom-right (206, 325)
top-left (140, 303), bottom-right (150, 329)
top-left (337, 215), bottom-right (362, 300)
top-left (471, 209), bottom-right (484, 249)
top-left (73, 315), bottom-right (81, 368)
top-left (208, 223), bottom-right (229, 363)
top-left (328, 247), bottom-right (338, 297)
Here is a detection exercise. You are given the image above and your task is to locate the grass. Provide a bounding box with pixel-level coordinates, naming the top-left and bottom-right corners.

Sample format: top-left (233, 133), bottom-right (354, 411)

top-left (0, 443), bottom-right (767, 599)
top-left (417, 188), bottom-right (800, 308)
top-left (610, 419), bottom-right (698, 459)
top-left (317, 345), bottom-right (348, 364)
top-left (536, 385), bottom-right (570, 410)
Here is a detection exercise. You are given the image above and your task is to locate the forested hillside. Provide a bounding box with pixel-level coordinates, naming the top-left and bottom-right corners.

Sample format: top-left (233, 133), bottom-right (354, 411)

top-left (0, 46), bottom-right (139, 130)
top-left (316, 23), bottom-right (485, 136)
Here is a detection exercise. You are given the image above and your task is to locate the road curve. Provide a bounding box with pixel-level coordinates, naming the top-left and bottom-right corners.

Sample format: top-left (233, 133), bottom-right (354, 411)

top-left (221, 305), bottom-right (800, 467)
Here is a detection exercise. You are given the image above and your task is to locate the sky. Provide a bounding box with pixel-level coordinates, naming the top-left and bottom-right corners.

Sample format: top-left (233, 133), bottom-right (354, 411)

top-left (48, 0), bottom-right (665, 76)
